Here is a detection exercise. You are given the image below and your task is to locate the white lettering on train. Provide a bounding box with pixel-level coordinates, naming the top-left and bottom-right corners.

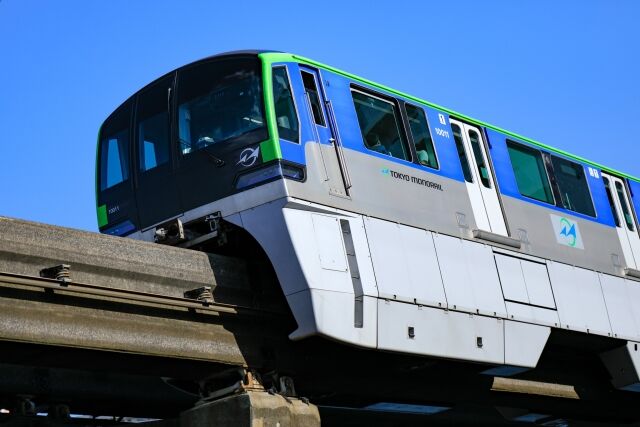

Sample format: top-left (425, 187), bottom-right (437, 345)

top-left (435, 127), bottom-right (450, 138)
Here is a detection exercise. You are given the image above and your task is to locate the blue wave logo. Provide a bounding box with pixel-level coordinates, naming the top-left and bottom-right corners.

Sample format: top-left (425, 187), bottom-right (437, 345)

top-left (380, 168), bottom-right (390, 175)
top-left (559, 217), bottom-right (578, 247)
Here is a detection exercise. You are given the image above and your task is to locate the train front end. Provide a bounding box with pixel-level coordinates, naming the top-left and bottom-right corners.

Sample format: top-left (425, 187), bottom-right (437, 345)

top-left (95, 51), bottom-right (303, 240)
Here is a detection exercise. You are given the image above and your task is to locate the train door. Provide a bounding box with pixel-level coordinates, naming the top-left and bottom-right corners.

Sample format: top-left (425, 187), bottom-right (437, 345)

top-left (133, 74), bottom-right (182, 229)
top-left (450, 119), bottom-right (508, 235)
top-left (602, 173), bottom-right (640, 270)
top-left (299, 66), bottom-right (350, 197)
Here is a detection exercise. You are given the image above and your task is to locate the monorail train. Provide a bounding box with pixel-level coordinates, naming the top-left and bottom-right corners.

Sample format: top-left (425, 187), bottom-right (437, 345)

top-left (96, 50), bottom-right (640, 387)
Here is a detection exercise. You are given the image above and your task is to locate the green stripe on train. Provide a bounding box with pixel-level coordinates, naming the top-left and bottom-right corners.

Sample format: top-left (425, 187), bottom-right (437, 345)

top-left (259, 52), bottom-right (639, 183)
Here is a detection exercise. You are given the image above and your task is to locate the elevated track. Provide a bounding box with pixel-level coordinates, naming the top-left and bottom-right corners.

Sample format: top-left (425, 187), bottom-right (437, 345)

top-left (0, 216), bottom-right (639, 426)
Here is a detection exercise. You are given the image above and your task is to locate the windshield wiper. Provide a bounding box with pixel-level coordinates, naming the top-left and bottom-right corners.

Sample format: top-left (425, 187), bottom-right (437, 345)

top-left (179, 138), bottom-right (225, 167)
top-left (203, 148), bottom-right (225, 167)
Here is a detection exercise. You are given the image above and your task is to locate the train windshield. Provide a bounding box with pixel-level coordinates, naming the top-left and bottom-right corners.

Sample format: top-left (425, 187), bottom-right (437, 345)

top-left (177, 57), bottom-right (267, 154)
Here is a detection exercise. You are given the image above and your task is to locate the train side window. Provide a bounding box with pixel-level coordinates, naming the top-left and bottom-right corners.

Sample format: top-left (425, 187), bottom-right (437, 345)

top-left (405, 104), bottom-right (438, 169)
top-left (615, 180), bottom-right (636, 231)
top-left (136, 77), bottom-right (172, 172)
top-left (451, 123), bottom-right (473, 182)
top-left (603, 177), bottom-right (622, 227)
top-left (99, 104), bottom-right (131, 190)
top-left (352, 89), bottom-right (411, 161)
top-left (550, 156), bottom-right (596, 217)
top-left (272, 67), bottom-right (299, 143)
top-left (506, 141), bottom-right (554, 204)
top-left (468, 129), bottom-right (491, 188)
top-left (301, 71), bottom-right (326, 126)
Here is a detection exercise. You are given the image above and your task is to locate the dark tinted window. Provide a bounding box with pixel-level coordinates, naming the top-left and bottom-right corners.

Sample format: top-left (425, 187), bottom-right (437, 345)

top-left (452, 123), bottom-right (473, 183)
top-left (272, 67), bottom-right (299, 143)
top-left (507, 141), bottom-right (554, 204)
top-left (136, 76), bottom-right (172, 172)
top-left (177, 58), bottom-right (266, 155)
top-left (616, 180), bottom-right (636, 231)
top-left (301, 71), bottom-right (326, 126)
top-left (469, 129), bottom-right (491, 188)
top-left (405, 104), bottom-right (438, 169)
top-left (352, 90), bottom-right (410, 161)
top-left (603, 177), bottom-right (621, 227)
top-left (550, 156), bottom-right (595, 216)
top-left (99, 103), bottom-right (131, 190)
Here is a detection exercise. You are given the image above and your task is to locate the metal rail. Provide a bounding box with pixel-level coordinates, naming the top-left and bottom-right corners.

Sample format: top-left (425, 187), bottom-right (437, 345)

top-left (0, 271), bottom-right (282, 318)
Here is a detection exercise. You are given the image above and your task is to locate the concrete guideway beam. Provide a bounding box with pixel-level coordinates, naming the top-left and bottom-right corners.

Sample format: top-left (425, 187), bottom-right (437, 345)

top-left (0, 215), bottom-right (296, 367)
top-left (0, 216), bottom-right (250, 306)
top-left (0, 284), bottom-right (248, 365)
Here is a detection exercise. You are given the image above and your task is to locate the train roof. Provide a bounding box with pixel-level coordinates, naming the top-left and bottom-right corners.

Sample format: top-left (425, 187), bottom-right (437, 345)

top-left (259, 51), bottom-right (639, 183)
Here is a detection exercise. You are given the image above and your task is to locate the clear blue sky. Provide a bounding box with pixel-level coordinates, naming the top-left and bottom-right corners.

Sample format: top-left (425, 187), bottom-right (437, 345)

top-left (1, 0), bottom-right (638, 232)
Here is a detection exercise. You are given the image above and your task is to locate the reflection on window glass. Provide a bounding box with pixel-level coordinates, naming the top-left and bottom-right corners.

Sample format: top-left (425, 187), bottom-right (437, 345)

top-left (452, 124), bottom-right (473, 183)
top-left (272, 67), bottom-right (299, 143)
top-left (468, 130), bottom-right (491, 188)
top-left (616, 181), bottom-right (635, 231)
top-left (506, 141), bottom-right (554, 204)
top-left (99, 105), bottom-right (131, 191)
top-left (604, 177), bottom-right (621, 228)
top-left (405, 104), bottom-right (438, 169)
top-left (352, 90), bottom-right (410, 161)
top-left (177, 58), bottom-right (267, 155)
top-left (105, 136), bottom-right (127, 187)
top-left (301, 71), bottom-right (325, 126)
top-left (551, 156), bottom-right (595, 217)
top-left (137, 77), bottom-right (171, 172)
top-left (138, 113), bottom-right (169, 171)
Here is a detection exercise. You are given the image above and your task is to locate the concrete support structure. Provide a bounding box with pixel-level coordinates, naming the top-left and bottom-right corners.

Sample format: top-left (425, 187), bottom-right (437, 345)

top-left (180, 391), bottom-right (320, 427)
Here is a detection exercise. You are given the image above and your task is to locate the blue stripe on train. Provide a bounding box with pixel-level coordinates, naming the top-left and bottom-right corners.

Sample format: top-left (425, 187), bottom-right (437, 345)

top-left (486, 128), bottom-right (616, 227)
top-left (276, 61), bottom-right (616, 227)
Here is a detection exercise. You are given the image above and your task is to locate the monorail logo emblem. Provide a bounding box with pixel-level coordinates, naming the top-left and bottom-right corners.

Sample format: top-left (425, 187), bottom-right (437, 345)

top-left (550, 214), bottom-right (584, 249)
top-left (237, 146), bottom-right (260, 167)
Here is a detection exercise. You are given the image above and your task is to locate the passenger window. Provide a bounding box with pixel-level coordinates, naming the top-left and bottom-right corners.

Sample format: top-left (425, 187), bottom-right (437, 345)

top-left (99, 104), bottom-right (131, 190)
top-left (506, 141), bottom-right (554, 204)
top-left (272, 67), bottom-right (299, 143)
top-left (177, 58), bottom-right (267, 154)
top-left (550, 156), bottom-right (595, 217)
top-left (405, 104), bottom-right (438, 169)
top-left (451, 123), bottom-right (473, 183)
top-left (603, 177), bottom-right (621, 228)
top-left (136, 76), bottom-right (172, 172)
top-left (301, 71), bottom-right (326, 126)
top-left (616, 181), bottom-right (636, 231)
top-left (468, 130), bottom-right (491, 188)
top-left (352, 90), bottom-right (411, 161)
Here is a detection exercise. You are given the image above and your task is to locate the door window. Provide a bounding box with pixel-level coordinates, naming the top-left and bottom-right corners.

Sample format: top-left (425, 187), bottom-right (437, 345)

top-left (616, 181), bottom-right (636, 231)
top-left (301, 71), bottom-right (326, 126)
top-left (603, 176), bottom-right (622, 227)
top-left (452, 123), bottom-right (473, 182)
top-left (468, 130), bottom-right (490, 188)
top-left (352, 89), bottom-right (411, 161)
